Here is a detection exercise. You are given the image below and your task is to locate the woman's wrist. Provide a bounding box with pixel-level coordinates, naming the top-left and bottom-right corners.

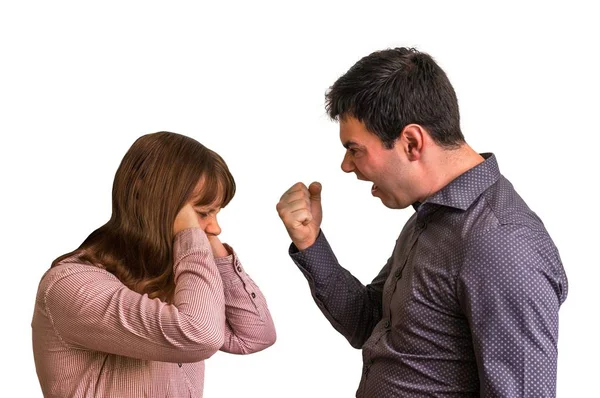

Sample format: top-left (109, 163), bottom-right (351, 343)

top-left (207, 235), bottom-right (229, 257)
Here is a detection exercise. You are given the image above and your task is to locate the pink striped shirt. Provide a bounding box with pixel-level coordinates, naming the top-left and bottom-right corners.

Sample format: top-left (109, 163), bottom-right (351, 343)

top-left (32, 228), bottom-right (276, 397)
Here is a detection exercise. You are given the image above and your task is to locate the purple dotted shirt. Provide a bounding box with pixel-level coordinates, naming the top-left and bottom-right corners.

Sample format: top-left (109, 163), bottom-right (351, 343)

top-left (290, 154), bottom-right (567, 397)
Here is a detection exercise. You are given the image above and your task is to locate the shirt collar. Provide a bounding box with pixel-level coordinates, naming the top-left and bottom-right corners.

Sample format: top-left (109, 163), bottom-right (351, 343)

top-left (418, 153), bottom-right (500, 211)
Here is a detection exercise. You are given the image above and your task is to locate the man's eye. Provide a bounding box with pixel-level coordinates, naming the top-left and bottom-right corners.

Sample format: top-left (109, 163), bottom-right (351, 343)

top-left (349, 148), bottom-right (360, 156)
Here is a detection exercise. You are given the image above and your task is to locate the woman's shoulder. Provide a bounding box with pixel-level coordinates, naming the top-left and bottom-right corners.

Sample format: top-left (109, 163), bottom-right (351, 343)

top-left (38, 255), bottom-right (117, 295)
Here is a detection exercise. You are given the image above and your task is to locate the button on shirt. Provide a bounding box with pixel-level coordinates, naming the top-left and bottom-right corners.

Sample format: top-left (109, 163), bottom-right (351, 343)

top-left (290, 154), bottom-right (568, 397)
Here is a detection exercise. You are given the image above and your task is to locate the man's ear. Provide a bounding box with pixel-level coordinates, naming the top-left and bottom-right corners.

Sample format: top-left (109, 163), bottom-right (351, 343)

top-left (400, 124), bottom-right (426, 161)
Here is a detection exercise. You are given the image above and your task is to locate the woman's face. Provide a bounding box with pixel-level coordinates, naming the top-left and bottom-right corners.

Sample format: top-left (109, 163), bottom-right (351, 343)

top-left (189, 176), bottom-right (224, 236)
top-left (193, 205), bottom-right (222, 236)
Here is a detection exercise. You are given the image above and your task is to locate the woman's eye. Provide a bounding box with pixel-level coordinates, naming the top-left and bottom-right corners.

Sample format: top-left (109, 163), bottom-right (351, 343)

top-left (197, 212), bottom-right (209, 218)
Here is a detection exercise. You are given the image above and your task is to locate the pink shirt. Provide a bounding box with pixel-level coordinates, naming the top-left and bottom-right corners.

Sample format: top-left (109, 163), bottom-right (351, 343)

top-left (32, 228), bottom-right (276, 397)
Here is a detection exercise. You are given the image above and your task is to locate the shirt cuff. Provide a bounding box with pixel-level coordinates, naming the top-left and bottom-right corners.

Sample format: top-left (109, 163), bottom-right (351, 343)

top-left (213, 244), bottom-right (245, 286)
top-left (289, 230), bottom-right (338, 275)
top-left (289, 230), bottom-right (323, 254)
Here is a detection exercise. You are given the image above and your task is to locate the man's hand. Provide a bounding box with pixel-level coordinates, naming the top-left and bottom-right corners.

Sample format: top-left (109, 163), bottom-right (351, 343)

top-left (276, 181), bottom-right (322, 251)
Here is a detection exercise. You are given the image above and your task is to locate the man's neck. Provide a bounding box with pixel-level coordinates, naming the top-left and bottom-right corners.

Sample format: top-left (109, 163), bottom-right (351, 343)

top-left (420, 144), bottom-right (484, 201)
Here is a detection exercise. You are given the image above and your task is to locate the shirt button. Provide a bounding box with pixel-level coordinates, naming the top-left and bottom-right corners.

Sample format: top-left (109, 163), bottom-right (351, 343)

top-left (383, 320), bottom-right (391, 329)
top-left (394, 269), bottom-right (402, 278)
top-left (236, 266), bottom-right (242, 272)
top-left (251, 292), bottom-right (256, 298)
top-left (178, 363), bottom-right (182, 368)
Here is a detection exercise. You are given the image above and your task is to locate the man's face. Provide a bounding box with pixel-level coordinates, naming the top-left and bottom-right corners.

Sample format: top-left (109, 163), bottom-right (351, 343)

top-left (339, 117), bottom-right (417, 209)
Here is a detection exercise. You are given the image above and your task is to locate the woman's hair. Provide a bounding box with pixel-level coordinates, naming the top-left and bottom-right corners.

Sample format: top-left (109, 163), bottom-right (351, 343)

top-left (52, 131), bottom-right (235, 303)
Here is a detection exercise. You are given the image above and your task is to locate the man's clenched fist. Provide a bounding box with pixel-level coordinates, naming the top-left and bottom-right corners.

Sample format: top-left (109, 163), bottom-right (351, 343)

top-left (276, 181), bottom-right (322, 251)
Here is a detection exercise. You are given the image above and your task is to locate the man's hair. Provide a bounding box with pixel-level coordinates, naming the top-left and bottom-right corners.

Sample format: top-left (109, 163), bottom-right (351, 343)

top-left (325, 47), bottom-right (465, 149)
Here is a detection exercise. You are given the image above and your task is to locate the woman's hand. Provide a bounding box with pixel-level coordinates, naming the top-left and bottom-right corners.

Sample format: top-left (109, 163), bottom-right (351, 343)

top-left (174, 204), bottom-right (228, 257)
top-left (173, 203), bottom-right (201, 235)
top-left (207, 234), bottom-right (229, 258)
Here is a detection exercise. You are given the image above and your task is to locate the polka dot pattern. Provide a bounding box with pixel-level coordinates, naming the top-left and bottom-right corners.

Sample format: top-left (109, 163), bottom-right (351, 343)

top-left (290, 153), bottom-right (568, 397)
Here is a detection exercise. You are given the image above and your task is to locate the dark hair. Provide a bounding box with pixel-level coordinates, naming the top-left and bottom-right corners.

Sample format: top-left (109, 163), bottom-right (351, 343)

top-left (325, 47), bottom-right (464, 149)
top-left (51, 131), bottom-right (236, 303)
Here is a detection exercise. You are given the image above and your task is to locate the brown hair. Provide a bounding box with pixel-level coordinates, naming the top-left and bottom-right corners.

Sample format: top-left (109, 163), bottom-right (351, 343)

top-left (51, 131), bottom-right (235, 303)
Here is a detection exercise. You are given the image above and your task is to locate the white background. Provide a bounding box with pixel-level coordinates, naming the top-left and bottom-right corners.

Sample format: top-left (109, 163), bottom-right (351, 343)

top-left (1, 1), bottom-right (598, 396)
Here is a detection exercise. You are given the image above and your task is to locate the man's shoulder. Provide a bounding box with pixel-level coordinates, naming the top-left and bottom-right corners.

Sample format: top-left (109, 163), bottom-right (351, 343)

top-left (476, 175), bottom-right (547, 231)
top-left (458, 176), bottom-right (560, 266)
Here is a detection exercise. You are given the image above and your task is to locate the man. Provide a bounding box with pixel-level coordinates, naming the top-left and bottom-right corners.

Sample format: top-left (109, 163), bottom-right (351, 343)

top-left (276, 47), bottom-right (568, 397)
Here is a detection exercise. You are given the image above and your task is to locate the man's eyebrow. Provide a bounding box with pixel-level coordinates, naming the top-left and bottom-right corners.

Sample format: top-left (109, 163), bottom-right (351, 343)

top-left (343, 140), bottom-right (361, 149)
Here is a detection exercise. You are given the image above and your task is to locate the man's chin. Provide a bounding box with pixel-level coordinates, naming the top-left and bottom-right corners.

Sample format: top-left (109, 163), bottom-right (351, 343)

top-left (372, 188), bottom-right (408, 209)
top-left (377, 195), bottom-right (409, 210)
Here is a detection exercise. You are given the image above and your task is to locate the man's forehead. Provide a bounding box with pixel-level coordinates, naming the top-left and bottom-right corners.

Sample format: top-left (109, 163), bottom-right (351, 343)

top-left (339, 117), bottom-right (360, 139)
top-left (339, 117), bottom-right (377, 146)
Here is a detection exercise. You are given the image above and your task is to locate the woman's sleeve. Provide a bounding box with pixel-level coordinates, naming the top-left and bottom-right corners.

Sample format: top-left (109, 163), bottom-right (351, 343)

top-left (43, 228), bottom-right (226, 363)
top-left (214, 245), bottom-right (276, 354)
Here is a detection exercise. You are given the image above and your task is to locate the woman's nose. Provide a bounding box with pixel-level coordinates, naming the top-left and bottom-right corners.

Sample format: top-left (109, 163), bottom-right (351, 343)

top-left (205, 217), bottom-right (221, 236)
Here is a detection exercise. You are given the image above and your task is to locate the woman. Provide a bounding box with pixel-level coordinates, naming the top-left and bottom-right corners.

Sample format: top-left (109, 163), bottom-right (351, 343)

top-left (32, 131), bottom-right (276, 397)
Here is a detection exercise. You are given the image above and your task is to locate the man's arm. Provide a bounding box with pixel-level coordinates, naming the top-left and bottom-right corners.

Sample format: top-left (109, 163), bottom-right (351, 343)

top-left (457, 225), bottom-right (568, 397)
top-left (276, 181), bottom-right (390, 347)
top-left (290, 230), bottom-right (391, 348)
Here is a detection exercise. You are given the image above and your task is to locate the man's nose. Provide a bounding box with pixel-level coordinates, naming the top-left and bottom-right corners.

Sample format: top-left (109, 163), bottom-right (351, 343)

top-left (341, 152), bottom-right (354, 173)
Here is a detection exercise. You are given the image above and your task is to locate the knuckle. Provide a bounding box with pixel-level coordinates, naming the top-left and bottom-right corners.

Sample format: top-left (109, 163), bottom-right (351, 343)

top-left (277, 207), bottom-right (287, 219)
